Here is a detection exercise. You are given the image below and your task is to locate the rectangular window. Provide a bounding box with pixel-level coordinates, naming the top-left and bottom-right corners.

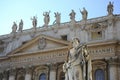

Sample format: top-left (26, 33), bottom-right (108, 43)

top-left (61, 35), bottom-right (67, 41)
top-left (91, 31), bottom-right (102, 40)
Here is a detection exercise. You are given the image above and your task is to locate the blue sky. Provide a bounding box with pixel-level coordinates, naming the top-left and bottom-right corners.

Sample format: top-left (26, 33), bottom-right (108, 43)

top-left (0, 0), bottom-right (120, 35)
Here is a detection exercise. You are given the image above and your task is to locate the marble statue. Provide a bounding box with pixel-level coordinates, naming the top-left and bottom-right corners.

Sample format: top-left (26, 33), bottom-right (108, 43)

top-left (53, 12), bottom-right (61, 25)
top-left (12, 22), bottom-right (17, 33)
top-left (107, 1), bottom-right (114, 15)
top-left (63, 38), bottom-right (92, 80)
top-left (31, 16), bottom-right (37, 28)
top-left (69, 9), bottom-right (76, 21)
top-left (80, 8), bottom-right (88, 20)
top-left (43, 11), bottom-right (50, 27)
top-left (18, 19), bottom-right (23, 32)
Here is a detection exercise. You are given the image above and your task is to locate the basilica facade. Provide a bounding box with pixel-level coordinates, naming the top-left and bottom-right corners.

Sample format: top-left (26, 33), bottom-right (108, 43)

top-left (0, 2), bottom-right (120, 80)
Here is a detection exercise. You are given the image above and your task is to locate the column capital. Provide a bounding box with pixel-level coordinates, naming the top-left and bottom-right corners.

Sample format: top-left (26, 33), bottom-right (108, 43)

top-left (49, 63), bottom-right (57, 71)
top-left (25, 67), bottom-right (33, 74)
top-left (105, 56), bottom-right (118, 65)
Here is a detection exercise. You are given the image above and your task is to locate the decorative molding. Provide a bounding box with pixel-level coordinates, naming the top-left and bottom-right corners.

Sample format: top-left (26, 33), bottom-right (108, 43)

top-left (85, 22), bottom-right (107, 32)
top-left (49, 63), bottom-right (57, 71)
top-left (33, 66), bottom-right (49, 80)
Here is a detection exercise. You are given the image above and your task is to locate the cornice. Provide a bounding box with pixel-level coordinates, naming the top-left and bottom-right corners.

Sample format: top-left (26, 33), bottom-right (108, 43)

top-left (8, 46), bottom-right (69, 57)
top-left (87, 40), bottom-right (118, 47)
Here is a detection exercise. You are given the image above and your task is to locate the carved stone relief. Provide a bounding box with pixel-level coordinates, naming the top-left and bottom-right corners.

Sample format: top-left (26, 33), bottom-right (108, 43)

top-left (38, 37), bottom-right (46, 50)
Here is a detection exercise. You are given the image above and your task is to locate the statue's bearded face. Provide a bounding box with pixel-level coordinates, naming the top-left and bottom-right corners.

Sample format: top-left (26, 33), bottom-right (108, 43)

top-left (72, 39), bottom-right (79, 48)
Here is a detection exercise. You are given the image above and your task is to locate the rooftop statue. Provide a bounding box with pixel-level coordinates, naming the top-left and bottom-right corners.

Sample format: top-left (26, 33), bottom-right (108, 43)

top-left (53, 12), bottom-right (61, 26)
top-left (43, 11), bottom-right (50, 27)
top-left (18, 19), bottom-right (23, 32)
top-left (69, 9), bottom-right (76, 21)
top-left (12, 22), bottom-right (17, 33)
top-left (80, 7), bottom-right (88, 20)
top-left (107, 1), bottom-right (114, 15)
top-left (31, 16), bottom-right (37, 29)
top-left (63, 38), bottom-right (92, 80)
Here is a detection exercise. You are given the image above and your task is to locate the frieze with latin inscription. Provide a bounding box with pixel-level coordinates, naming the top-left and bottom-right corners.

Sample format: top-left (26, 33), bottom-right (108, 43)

top-left (1, 51), bottom-right (68, 69)
top-left (88, 47), bottom-right (115, 54)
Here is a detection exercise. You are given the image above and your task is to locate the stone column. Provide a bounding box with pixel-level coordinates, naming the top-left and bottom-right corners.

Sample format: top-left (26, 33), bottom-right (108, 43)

top-left (25, 68), bottom-right (32, 80)
top-left (107, 57), bottom-right (119, 80)
top-left (49, 64), bottom-right (57, 80)
top-left (8, 69), bottom-right (16, 80)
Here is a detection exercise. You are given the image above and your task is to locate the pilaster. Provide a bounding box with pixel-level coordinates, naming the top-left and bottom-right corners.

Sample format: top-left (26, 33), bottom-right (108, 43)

top-left (49, 64), bottom-right (57, 80)
top-left (107, 15), bottom-right (115, 40)
top-left (106, 56), bottom-right (119, 80)
top-left (25, 67), bottom-right (32, 80)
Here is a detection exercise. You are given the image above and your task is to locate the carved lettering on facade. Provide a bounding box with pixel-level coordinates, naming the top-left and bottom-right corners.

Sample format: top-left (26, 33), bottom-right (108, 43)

top-left (88, 47), bottom-right (114, 54)
top-left (0, 51), bottom-right (68, 69)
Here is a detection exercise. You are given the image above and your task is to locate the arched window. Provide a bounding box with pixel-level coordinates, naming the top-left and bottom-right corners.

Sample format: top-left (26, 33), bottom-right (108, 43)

top-left (39, 73), bottom-right (46, 80)
top-left (95, 69), bottom-right (105, 80)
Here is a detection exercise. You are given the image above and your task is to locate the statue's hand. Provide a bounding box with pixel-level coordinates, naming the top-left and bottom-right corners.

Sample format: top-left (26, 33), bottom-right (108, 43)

top-left (66, 62), bottom-right (71, 68)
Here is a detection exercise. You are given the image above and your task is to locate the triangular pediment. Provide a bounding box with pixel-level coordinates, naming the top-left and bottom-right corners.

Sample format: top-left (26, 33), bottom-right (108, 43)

top-left (8, 34), bottom-right (70, 56)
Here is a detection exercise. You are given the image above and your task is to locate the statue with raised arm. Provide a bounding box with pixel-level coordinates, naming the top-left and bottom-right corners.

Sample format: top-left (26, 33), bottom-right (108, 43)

top-left (12, 22), bottom-right (17, 33)
top-left (53, 12), bottom-right (61, 26)
top-left (31, 16), bottom-right (37, 29)
top-left (107, 1), bottom-right (114, 15)
top-left (43, 11), bottom-right (50, 27)
top-left (80, 7), bottom-right (88, 20)
top-left (63, 38), bottom-right (92, 80)
top-left (18, 19), bottom-right (23, 32)
top-left (69, 9), bottom-right (76, 21)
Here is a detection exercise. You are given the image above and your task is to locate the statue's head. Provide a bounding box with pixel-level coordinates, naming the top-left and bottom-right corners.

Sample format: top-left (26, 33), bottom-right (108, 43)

top-left (33, 16), bottom-right (35, 18)
top-left (72, 9), bottom-right (74, 12)
top-left (72, 38), bottom-right (80, 48)
top-left (83, 7), bottom-right (85, 10)
top-left (109, 1), bottom-right (112, 4)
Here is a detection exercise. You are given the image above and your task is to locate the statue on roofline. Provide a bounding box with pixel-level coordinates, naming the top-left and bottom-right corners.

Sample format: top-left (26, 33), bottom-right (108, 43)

top-left (107, 1), bottom-right (114, 15)
top-left (69, 9), bottom-right (76, 21)
top-left (12, 22), bottom-right (17, 33)
top-left (31, 16), bottom-right (37, 29)
top-left (43, 11), bottom-right (50, 27)
top-left (18, 19), bottom-right (23, 32)
top-left (80, 7), bottom-right (88, 20)
top-left (53, 12), bottom-right (61, 26)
